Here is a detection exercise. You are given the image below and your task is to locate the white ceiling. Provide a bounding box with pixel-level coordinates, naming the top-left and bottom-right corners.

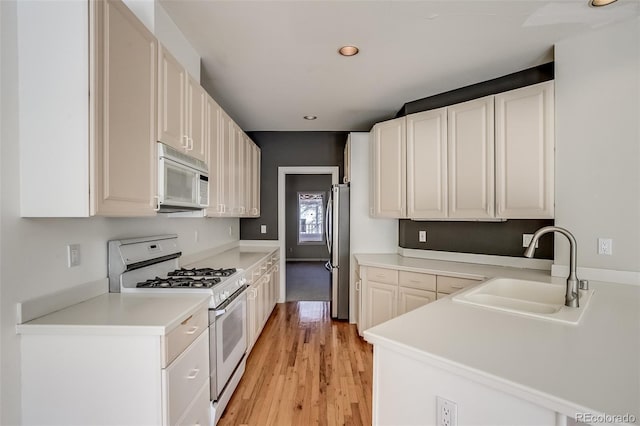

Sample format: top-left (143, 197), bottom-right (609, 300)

top-left (159, 0), bottom-right (639, 132)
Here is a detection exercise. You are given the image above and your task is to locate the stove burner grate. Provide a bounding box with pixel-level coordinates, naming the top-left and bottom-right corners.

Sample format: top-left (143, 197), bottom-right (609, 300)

top-left (136, 276), bottom-right (221, 289)
top-left (168, 267), bottom-right (237, 277)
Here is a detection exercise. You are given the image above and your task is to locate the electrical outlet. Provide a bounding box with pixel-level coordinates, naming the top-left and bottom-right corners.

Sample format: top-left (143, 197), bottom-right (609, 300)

top-left (419, 230), bottom-right (427, 243)
top-left (67, 244), bottom-right (81, 268)
top-left (598, 238), bottom-right (613, 255)
top-left (522, 234), bottom-right (538, 248)
top-left (261, 225), bottom-right (267, 234)
top-left (436, 397), bottom-right (457, 426)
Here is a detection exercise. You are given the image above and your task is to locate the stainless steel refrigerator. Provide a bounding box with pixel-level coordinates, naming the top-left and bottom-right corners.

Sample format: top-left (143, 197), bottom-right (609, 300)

top-left (325, 183), bottom-right (350, 320)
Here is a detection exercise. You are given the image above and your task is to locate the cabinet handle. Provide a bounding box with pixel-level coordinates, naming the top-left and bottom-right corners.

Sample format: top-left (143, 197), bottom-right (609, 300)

top-left (188, 137), bottom-right (194, 151)
top-left (181, 315), bottom-right (193, 325)
top-left (185, 326), bottom-right (199, 335)
top-left (450, 285), bottom-right (464, 290)
top-left (181, 135), bottom-right (189, 149)
top-left (153, 195), bottom-right (160, 212)
top-left (186, 368), bottom-right (200, 380)
top-left (356, 280), bottom-right (361, 291)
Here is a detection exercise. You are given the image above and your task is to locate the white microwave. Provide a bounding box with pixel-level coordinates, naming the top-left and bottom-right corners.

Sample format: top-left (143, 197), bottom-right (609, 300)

top-left (157, 143), bottom-right (209, 212)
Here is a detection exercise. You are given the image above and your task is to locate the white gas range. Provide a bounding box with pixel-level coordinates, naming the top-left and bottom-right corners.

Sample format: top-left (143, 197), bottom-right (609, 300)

top-left (108, 234), bottom-right (247, 309)
top-left (108, 235), bottom-right (248, 425)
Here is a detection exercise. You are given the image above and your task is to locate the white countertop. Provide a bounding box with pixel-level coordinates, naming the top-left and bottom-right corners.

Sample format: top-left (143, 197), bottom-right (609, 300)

top-left (16, 293), bottom-right (210, 336)
top-left (184, 244), bottom-right (279, 272)
top-left (359, 254), bottom-right (640, 423)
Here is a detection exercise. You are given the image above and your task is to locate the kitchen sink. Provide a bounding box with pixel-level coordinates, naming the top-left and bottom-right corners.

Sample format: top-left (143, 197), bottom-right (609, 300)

top-left (452, 277), bottom-right (594, 324)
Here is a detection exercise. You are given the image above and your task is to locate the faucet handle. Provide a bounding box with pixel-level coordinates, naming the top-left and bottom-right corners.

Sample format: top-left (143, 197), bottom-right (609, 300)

top-left (579, 279), bottom-right (589, 290)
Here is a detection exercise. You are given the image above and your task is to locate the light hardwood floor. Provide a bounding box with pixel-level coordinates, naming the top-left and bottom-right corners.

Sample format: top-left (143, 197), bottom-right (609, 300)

top-left (219, 302), bottom-right (373, 426)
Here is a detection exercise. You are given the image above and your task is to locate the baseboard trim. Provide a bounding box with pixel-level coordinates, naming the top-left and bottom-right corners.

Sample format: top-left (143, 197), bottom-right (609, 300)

top-left (551, 265), bottom-right (640, 286)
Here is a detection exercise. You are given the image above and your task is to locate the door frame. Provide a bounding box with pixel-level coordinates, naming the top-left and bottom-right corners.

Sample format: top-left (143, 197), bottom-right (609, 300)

top-left (278, 166), bottom-right (339, 302)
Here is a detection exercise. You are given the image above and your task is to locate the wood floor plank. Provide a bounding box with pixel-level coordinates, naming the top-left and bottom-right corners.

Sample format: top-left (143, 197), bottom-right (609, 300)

top-left (218, 301), bottom-right (373, 426)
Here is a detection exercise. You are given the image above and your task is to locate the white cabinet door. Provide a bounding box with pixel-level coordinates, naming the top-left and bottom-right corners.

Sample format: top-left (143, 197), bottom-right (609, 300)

top-left (447, 96), bottom-right (495, 219)
top-left (91, 0), bottom-right (157, 216)
top-left (372, 117), bottom-right (406, 218)
top-left (186, 77), bottom-right (207, 163)
top-left (219, 111), bottom-right (236, 215)
top-left (495, 81), bottom-right (554, 219)
top-left (365, 281), bottom-right (398, 330)
top-left (398, 287), bottom-right (436, 316)
top-left (158, 45), bottom-right (187, 152)
top-left (406, 108), bottom-right (448, 219)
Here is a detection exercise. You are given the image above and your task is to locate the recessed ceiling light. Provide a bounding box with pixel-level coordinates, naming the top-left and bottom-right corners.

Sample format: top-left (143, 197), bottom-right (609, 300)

top-left (589, 0), bottom-right (617, 6)
top-left (338, 45), bottom-right (359, 57)
top-left (303, 115), bottom-right (317, 120)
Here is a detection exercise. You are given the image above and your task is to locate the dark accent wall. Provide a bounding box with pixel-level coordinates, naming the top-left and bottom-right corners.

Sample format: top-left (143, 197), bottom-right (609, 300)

top-left (397, 62), bottom-right (554, 117)
top-left (399, 219), bottom-right (554, 259)
top-left (240, 132), bottom-right (347, 241)
top-left (285, 174), bottom-right (332, 260)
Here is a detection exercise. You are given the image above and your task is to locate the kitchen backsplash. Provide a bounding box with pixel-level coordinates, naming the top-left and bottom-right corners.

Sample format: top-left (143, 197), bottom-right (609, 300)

top-left (399, 219), bottom-right (555, 259)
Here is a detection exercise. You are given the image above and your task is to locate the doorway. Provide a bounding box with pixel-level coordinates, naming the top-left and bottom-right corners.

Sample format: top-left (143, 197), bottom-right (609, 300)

top-left (285, 174), bottom-right (332, 301)
top-left (277, 167), bottom-right (339, 303)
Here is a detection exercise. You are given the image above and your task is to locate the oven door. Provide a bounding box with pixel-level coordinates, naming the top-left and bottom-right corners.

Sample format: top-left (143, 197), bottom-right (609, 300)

top-left (214, 289), bottom-right (247, 398)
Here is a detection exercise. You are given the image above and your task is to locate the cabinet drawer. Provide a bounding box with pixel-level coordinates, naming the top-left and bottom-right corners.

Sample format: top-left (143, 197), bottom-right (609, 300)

top-left (399, 271), bottom-right (436, 291)
top-left (163, 308), bottom-right (208, 367)
top-left (174, 378), bottom-right (211, 426)
top-left (163, 330), bottom-right (210, 426)
top-left (437, 276), bottom-right (481, 294)
top-left (366, 267), bottom-right (398, 285)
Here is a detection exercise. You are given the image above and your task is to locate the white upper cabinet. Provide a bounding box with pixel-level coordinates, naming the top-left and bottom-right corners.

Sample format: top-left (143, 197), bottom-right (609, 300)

top-left (91, 0), bottom-right (158, 216)
top-left (447, 96), bottom-right (495, 219)
top-left (157, 45), bottom-right (187, 152)
top-left (158, 46), bottom-right (208, 164)
top-left (187, 77), bottom-right (207, 163)
top-left (371, 117), bottom-right (406, 218)
top-left (495, 82), bottom-right (555, 219)
top-left (18, 0), bottom-right (158, 217)
top-left (406, 108), bottom-right (448, 219)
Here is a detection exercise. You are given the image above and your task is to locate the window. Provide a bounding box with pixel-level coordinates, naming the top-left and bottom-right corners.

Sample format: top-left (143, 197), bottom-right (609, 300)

top-left (298, 192), bottom-right (325, 244)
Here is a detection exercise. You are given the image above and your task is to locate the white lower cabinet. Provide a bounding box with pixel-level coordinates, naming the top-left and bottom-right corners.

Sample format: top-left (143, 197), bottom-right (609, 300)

top-left (162, 331), bottom-right (210, 426)
top-left (365, 281), bottom-right (398, 329)
top-left (398, 287), bottom-right (436, 316)
top-left (246, 249), bottom-right (280, 353)
top-left (358, 265), bottom-right (480, 335)
top-left (20, 306), bottom-right (210, 426)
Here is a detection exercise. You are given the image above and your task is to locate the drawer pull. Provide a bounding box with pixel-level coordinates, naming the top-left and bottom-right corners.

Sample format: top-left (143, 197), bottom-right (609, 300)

top-left (186, 368), bottom-right (200, 380)
top-left (181, 315), bottom-right (193, 325)
top-left (450, 285), bottom-right (464, 289)
top-left (185, 326), bottom-right (199, 335)
top-left (410, 280), bottom-right (421, 283)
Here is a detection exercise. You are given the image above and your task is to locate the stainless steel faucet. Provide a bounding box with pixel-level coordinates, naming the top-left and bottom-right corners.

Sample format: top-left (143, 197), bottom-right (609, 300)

top-left (524, 226), bottom-right (580, 308)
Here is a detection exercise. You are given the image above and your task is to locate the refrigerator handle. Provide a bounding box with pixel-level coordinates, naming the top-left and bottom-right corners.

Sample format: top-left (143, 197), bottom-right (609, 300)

top-left (331, 186), bottom-right (339, 268)
top-left (325, 191), bottom-right (332, 256)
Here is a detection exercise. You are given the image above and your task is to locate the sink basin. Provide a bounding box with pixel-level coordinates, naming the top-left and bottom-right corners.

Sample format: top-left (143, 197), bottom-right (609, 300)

top-left (452, 278), bottom-right (594, 324)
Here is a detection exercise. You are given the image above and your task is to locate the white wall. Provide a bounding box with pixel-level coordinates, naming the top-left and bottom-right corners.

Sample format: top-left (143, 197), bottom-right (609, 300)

top-left (555, 17), bottom-right (640, 277)
top-left (123, 0), bottom-right (200, 80)
top-left (348, 132), bottom-right (398, 323)
top-left (1, 1), bottom-right (234, 424)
